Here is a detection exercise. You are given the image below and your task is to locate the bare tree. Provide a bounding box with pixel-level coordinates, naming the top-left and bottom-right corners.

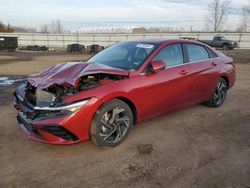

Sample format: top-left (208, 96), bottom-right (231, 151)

top-left (0, 22), bottom-right (14, 32)
top-left (205, 0), bottom-right (231, 32)
top-left (49, 20), bottom-right (64, 34)
top-left (239, 1), bottom-right (250, 32)
top-left (55, 20), bottom-right (63, 34)
top-left (40, 24), bottom-right (49, 33)
top-left (13, 26), bottom-right (36, 33)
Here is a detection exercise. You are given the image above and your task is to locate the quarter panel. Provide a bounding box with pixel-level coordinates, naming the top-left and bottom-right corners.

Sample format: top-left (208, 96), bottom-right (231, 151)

top-left (187, 59), bottom-right (220, 102)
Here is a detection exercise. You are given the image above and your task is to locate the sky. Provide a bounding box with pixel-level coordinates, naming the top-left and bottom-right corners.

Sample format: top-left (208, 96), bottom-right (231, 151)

top-left (0, 0), bottom-right (249, 31)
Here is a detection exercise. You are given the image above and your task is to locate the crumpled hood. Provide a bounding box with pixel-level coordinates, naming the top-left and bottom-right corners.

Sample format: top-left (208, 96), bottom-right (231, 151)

top-left (28, 62), bottom-right (129, 89)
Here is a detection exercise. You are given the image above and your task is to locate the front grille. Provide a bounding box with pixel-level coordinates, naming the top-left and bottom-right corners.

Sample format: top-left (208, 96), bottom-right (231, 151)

top-left (25, 83), bottom-right (36, 106)
top-left (41, 125), bottom-right (78, 141)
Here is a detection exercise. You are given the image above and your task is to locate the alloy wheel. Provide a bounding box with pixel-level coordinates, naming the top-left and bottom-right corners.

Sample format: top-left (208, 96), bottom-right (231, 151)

top-left (214, 80), bottom-right (227, 105)
top-left (99, 107), bottom-right (130, 144)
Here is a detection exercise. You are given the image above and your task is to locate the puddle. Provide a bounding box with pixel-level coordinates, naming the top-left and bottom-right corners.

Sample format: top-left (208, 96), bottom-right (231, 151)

top-left (0, 76), bottom-right (25, 87)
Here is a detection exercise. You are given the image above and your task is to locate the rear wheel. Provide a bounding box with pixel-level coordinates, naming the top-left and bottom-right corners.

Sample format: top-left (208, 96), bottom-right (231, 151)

top-left (206, 78), bottom-right (228, 107)
top-left (90, 99), bottom-right (133, 147)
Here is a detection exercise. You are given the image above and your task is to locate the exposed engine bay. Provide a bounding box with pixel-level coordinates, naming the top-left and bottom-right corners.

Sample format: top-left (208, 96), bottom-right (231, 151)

top-left (25, 73), bottom-right (126, 107)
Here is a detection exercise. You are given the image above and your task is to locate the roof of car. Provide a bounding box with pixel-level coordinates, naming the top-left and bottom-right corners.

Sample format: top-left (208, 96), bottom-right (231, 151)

top-left (122, 38), bottom-right (193, 45)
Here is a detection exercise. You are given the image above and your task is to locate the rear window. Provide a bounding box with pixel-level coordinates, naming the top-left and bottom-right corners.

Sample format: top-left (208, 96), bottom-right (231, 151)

top-left (205, 47), bottom-right (218, 58)
top-left (186, 44), bottom-right (209, 62)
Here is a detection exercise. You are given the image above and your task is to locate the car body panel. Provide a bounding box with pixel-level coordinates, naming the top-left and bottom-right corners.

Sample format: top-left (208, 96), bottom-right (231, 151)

top-left (187, 58), bottom-right (220, 103)
top-left (134, 63), bottom-right (192, 120)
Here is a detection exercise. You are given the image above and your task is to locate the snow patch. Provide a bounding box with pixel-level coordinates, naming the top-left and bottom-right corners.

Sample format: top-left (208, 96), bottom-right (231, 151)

top-left (0, 77), bottom-right (25, 87)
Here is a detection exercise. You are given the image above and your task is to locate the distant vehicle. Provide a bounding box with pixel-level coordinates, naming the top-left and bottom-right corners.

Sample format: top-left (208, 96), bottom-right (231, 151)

top-left (0, 36), bottom-right (18, 51)
top-left (199, 36), bottom-right (238, 50)
top-left (19, 45), bottom-right (49, 51)
top-left (14, 39), bottom-right (236, 147)
top-left (67, 43), bottom-right (85, 53)
top-left (86, 44), bottom-right (104, 54)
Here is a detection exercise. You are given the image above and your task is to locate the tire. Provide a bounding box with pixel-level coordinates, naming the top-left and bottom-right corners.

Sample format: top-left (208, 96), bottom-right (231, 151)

top-left (222, 44), bottom-right (229, 50)
top-left (90, 99), bottom-right (133, 147)
top-left (206, 78), bottom-right (228, 107)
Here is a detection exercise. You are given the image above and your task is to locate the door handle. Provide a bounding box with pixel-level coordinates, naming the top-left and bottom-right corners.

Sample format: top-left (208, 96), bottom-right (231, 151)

top-left (211, 62), bottom-right (217, 67)
top-left (180, 70), bottom-right (189, 75)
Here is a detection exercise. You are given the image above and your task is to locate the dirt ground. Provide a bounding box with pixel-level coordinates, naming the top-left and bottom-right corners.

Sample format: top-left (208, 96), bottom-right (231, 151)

top-left (0, 50), bottom-right (249, 188)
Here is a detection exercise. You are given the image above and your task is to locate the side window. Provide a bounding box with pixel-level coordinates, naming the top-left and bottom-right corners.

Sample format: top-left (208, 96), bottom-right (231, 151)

top-left (186, 44), bottom-right (209, 62)
top-left (153, 44), bottom-right (184, 67)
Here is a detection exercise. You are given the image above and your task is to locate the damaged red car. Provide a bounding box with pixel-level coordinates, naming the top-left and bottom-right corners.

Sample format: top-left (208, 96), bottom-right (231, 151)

top-left (14, 39), bottom-right (236, 147)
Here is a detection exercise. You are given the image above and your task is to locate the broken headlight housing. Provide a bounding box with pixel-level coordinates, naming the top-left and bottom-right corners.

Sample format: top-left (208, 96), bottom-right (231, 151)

top-left (34, 99), bottom-right (89, 112)
top-left (32, 99), bottom-right (90, 120)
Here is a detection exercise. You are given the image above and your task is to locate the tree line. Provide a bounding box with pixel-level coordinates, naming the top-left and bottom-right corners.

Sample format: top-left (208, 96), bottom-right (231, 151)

top-left (0, 20), bottom-right (63, 34)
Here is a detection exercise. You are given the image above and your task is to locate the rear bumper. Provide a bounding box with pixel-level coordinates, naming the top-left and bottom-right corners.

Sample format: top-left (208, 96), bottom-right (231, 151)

top-left (14, 90), bottom-right (101, 145)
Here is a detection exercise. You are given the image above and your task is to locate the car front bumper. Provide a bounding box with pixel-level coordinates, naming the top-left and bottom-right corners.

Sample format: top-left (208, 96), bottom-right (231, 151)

top-left (14, 90), bottom-right (101, 145)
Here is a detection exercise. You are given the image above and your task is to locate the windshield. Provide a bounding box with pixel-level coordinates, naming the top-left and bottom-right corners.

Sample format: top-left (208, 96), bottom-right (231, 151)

top-left (87, 42), bottom-right (157, 70)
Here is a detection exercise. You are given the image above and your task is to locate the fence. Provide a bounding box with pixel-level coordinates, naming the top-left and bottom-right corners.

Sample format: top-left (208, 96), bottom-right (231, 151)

top-left (1, 32), bottom-right (250, 49)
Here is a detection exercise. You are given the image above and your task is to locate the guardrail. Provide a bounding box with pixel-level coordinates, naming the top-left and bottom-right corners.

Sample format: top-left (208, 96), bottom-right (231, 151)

top-left (1, 32), bottom-right (250, 49)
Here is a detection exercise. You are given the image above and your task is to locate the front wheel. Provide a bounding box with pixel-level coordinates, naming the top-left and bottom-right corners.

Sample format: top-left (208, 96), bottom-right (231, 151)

top-left (90, 99), bottom-right (133, 147)
top-left (206, 78), bottom-right (228, 107)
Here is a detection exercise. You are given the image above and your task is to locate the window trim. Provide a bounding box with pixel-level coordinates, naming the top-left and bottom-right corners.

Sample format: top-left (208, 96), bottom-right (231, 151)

top-left (141, 53), bottom-right (219, 75)
top-left (156, 43), bottom-right (220, 70)
top-left (141, 42), bottom-right (220, 75)
top-left (150, 56), bottom-right (220, 71)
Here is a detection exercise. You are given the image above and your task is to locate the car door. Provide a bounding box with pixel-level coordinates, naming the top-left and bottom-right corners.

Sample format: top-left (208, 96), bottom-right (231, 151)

top-left (184, 43), bottom-right (220, 103)
top-left (135, 43), bottom-right (192, 119)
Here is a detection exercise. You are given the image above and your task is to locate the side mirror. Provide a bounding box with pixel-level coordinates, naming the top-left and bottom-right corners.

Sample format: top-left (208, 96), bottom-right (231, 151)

top-left (151, 60), bottom-right (166, 72)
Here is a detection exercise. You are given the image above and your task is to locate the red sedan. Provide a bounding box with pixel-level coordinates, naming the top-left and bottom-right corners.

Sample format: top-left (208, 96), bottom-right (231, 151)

top-left (14, 39), bottom-right (236, 147)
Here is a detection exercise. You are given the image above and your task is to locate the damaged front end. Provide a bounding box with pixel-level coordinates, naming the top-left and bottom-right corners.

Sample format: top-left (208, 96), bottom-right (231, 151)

top-left (13, 82), bottom-right (89, 143)
top-left (26, 73), bottom-right (125, 108)
top-left (13, 62), bottom-right (129, 144)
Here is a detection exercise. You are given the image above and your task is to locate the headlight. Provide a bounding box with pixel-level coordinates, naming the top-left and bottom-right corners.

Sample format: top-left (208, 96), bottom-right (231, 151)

top-left (34, 99), bottom-right (89, 112)
top-left (65, 105), bottom-right (84, 113)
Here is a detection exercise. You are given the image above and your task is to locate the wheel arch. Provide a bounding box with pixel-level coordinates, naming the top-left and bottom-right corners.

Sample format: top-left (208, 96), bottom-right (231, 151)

top-left (89, 95), bottom-right (137, 147)
top-left (98, 93), bottom-right (138, 125)
top-left (116, 97), bottom-right (137, 125)
top-left (220, 75), bottom-right (229, 89)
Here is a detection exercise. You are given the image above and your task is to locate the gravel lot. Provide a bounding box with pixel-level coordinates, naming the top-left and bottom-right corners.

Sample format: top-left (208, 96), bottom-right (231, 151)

top-left (0, 50), bottom-right (249, 188)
